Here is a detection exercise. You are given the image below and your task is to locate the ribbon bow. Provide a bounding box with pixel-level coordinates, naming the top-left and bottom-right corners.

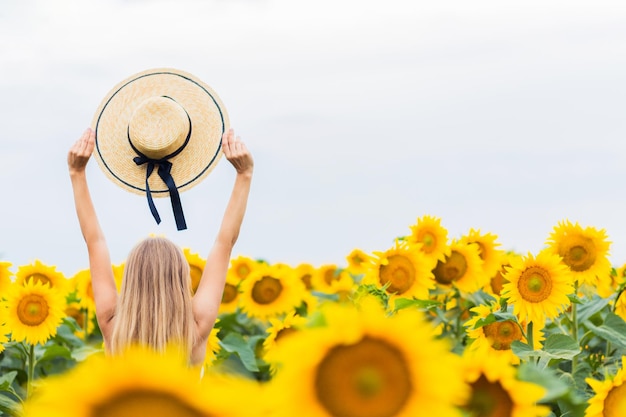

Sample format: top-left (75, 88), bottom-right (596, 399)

top-left (128, 101), bottom-right (192, 231)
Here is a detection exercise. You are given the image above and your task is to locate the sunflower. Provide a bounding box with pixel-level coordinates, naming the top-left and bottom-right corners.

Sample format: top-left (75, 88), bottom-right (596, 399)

top-left (461, 349), bottom-right (550, 417)
top-left (203, 320), bottom-right (221, 368)
top-left (218, 273), bottom-right (242, 315)
top-left (293, 262), bottom-right (316, 291)
top-left (0, 308), bottom-right (8, 353)
top-left (432, 240), bottom-right (485, 294)
top-left (459, 228), bottom-right (505, 279)
top-left (345, 248), bottom-right (373, 277)
top-left (269, 302), bottom-right (468, 417)
top-left (15, 260), bottom-right (69, 295)
top-left (464, 303), bottom-right (544, 365)
top-left (585, 356), bottom-right (626, 417)
top-left (484, 251), bottom-right (522, 297)
top-left (4, 280), bottom-right (66, 345)
top-left (614, 291), bottom-right (626, 324)
top-left (546, 220), bottom-right (611, 287)
top-left (70, 269), bottom-right (96, 312)
top-left (406, 215), bottom-right (450, 263)
top-left (183, 248), bottom-right (206, 294)
top-left (362, 240), bottom-right (435, 307)
top-left (22, 345), bottom-right (260, 417)
top-left (501, 250), bottom-right (574, 325)
top-left (229, 255), bottom-right (258, 281)
top-left (262, 311), bottom-right (308, 363)
top-left (310, 264), bottom-right (349, 293)
top-left (65, 301), bottom-right (95, 337)
top-left (0, 261), bottom-right (13, 296)
top-left (238, 263), bottom-right (306, 321)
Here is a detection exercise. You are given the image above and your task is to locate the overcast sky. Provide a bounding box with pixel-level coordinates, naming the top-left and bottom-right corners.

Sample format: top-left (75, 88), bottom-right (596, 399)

top-left (1, 0), bottom-right (626, 276)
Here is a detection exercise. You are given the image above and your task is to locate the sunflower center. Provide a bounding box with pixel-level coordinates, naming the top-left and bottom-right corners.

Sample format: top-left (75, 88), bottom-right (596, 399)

top-left (420, 232), bottom-right (436, 253)
top-left (475, 242), bottom-right (487, 261)
top-left (603, 381), bottom-right (626, 417)
top-left (433, 251), bottom-right (467, 285)
top-left (379, 255), bottom-right (416, 295)
top-left (275, 327), bottom-right (298, 342)
top-left (517, 266), bottom-right (553, 303)
top-left (315, 337), bottom-right (412, 417)
top-left (300, 273), bottom-right (313, 290)
top-left (463, 375), bottom-right (513, 417)
top-left (92, 390), bottom-right (206, 417)
top-left (482, 320), bottom-right (522, 350)
top-left (490, 266), bottom-right (508, 296)
top-left (251, 276), bottom-right (283, 305)
top-left (560, 238), bottom-right (597, 272)
top-left (324, 268), bottom-right (340, 285)
top-left (27, 273), bottom-right (51, 287)
top-left (17, 294), bottom-right (49, 326)
top-left (221, 283), bottom-right (238, 304)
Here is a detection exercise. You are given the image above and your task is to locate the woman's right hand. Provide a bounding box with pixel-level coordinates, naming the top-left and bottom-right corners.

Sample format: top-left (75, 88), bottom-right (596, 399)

top-left (68, 128), bottom-right (96, 175)
top-left (222, 128), bottom-right (254, 176)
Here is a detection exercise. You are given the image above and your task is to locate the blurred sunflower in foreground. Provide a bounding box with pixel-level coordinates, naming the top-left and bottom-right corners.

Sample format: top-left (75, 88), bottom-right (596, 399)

top-left (22, 345), bottom-right (263, 417)
top-left (268, 302), bottom-right (468, 417)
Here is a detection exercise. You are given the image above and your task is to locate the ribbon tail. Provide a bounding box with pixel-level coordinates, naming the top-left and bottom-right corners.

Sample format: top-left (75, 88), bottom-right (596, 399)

top-left (144, 163), bottom-right (162, 225)
top-left (158, 165), bottom-right (187, 231)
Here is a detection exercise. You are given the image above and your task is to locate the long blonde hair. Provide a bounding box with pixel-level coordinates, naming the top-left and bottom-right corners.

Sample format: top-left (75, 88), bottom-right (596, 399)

top-left (109, 237), bottom-right (196, 357)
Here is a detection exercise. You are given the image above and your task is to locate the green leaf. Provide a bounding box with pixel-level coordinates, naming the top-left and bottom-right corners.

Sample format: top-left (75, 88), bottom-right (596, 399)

top-left (0, 372), bottom-right (17, 391)
top-left (585, 313), bottom-right (626, 349)
top-left (393, 298), bottom-right (440, 311)
top-left (0, 392), bottom-right (21, 415)
top-left (517, 362), bottom-right (571, 402)
top-left (576, 296), bottom-right (611, 322)
top-left (512, 334), bottom-right (579, 364)
top-left (543, 334), bottom-right (581, 360)
top-left (219, 333), bottom-right (259, 372)
top-left (38, 344), bottom-right (73, 363)
top-left (70, 345), bottom-right (103, 362)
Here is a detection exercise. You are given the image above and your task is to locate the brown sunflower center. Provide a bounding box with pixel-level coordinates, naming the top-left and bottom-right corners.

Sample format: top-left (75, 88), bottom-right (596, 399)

top-left (27, 273), bottom-right (51, 287)
top-left (221, 283), bottom-right (238, 304)
top-left (463, 375), bottom-right (513, 417)
top-left (17, 294), bottom-right (49, 326)
top-left (474, 242), bottom-right (487, 261)
top-left (517, 266), bottom-right (553, 303)
top-left (433, 250), bottom-right (467, 285)
top-left (315, 337), bottom-right (412, 417)
top-left (300, 273), bottom-right (313, 290)
top-left (189, 265), bottom-right (203, 293)
top-left (275, 327), bottom-right (298, 342)
top-left (560, 237), bottom-right (597, 272)
top-left (251, 276), bottom-right (283, 305)
top-left (482, 320), bottom-right (522, 350)
top-left (603, 381), bottom-right (626, 417)
top-left (419, 231), bottom-right (436, 253)
top-left (490, 265), bottom-right (509, 296)
top-left (92, 390), bottom-right (206, 417)
top-left (65, 306), bottom-right (85, 328)
top-left (324, 268), bottom-right (340, 285)
top-left (379, 255), bottom-right (416, 295)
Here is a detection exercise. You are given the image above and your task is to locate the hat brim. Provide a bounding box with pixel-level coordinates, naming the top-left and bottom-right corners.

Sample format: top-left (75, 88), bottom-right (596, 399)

top-left (91, 68), bottom-right (229, 197)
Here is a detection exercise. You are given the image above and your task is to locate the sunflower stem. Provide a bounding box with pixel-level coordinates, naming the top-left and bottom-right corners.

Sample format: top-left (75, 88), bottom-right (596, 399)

top-left (26, 343), bottom-right (35, 399)
top-left (526, 321), bottom-right (534, 350)
top-left (571, 281), bottom-right (579, 376)
top-left (83, 308), bottom-right (89, 342)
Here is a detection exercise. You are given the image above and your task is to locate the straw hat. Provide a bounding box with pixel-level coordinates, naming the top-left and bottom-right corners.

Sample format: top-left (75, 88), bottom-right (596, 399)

top-left (91, 68), bottom-right (229, 230)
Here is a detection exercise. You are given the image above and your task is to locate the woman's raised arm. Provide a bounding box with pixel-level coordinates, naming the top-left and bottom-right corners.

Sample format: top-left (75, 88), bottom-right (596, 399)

top-left (68, 128), bottom-right (118, 342)
top-left (192, 128), bottom-right (254, 339)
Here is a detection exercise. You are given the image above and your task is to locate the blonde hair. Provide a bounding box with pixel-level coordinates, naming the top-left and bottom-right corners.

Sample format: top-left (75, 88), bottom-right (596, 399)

top-left (109, 237), bottom-right (197, 358)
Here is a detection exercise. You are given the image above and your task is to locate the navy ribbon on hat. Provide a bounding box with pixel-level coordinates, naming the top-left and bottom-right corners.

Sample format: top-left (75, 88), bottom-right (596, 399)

top-left (128, 99), bottom-right (192, 231)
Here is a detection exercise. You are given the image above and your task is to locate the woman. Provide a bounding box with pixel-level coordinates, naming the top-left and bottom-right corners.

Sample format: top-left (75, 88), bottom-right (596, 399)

top-left (67, 127), bottom-right (253, 366)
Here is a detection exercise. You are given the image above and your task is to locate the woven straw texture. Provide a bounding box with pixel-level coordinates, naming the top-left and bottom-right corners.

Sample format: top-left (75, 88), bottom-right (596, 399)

top-left (91, 68), bottom-right (229, 197)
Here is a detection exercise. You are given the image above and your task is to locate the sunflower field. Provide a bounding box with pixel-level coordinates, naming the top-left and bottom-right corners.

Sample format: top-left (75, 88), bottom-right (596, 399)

top-left (2, 216), bottom-right (626, 417)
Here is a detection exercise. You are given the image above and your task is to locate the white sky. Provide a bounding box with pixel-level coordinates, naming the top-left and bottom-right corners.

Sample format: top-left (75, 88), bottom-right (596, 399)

top-left (1, 0), bottom-right (626, 276)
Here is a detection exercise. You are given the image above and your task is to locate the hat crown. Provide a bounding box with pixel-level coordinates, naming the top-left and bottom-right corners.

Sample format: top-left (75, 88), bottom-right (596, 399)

top-left (128, 96), bottom-right (190, 159)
